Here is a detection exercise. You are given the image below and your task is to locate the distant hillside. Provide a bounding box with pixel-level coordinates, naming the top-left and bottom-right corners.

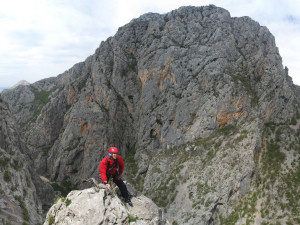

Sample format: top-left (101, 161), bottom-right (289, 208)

top-left (0, 80), bottom-right (30, 93)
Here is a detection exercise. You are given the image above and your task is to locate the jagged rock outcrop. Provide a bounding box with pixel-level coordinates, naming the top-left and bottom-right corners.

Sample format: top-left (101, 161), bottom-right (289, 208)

top-left (0, 96), bottom-right (55, 224)
top-left (2, 5), bottom-right (300, 224)
top-left (43, 182), bottom-right (168, 225)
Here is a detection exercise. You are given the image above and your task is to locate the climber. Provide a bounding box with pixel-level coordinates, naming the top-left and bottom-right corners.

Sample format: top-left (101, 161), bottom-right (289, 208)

top-left (99, 147), bottom-right (133, 206)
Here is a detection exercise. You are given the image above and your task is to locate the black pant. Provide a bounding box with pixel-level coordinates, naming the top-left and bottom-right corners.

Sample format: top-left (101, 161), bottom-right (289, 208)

top-left (108, 174), bottom-right (129, 200)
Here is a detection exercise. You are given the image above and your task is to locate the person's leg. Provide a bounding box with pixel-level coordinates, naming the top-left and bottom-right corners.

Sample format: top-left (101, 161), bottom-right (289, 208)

top-left (113, 178), bottom-right (129, 200)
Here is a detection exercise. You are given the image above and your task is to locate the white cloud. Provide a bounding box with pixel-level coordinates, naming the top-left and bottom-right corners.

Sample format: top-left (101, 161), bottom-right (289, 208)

top-left (0, 0), bottom-right (117, 86)
top-left (0, 0), bottom-right (300, 87)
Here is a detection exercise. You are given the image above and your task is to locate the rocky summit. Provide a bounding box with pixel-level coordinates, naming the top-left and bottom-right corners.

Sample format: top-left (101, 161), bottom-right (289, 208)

top-left (43, 182), bottom-right (168, 225)
top-left (1, 4), bottom-right (300, 225)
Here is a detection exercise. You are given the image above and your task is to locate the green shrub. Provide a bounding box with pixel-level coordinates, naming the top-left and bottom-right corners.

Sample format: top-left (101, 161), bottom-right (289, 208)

top-left (0, 157), bottom-right (9, 167)
top-left (129, 214), bottom-right (136, 222)
top-left (15, 196), bottom-right (30, 221)
top-left (54, 196), bottom-right (65, 204)
top-left (51, 181), bottom-right (77, 197)
top-left (268, 141), bottom-right (285, 155)
top-left (42, 146), bottom-right (51, 156)
top-left (221, 211), bottom-right (239, 224)
top-left (30, 86), bottom-right (50, 104)
top-left (4, 171), bottom-right (11, 182)
top-left (125, 148), bottom-right (143, 190)
top-left (291, 117), bottom-right (297, 125)
top-left (66, 199), bottom-right (71, 206)
top-left (48, 215), bottom-right (55, 225)
top-left (214, 141), bottom-right (222, 149)
top-left (11, 162), bottom-right (22, 170)
top-left (218, 124), bottom-right (236, 136)
top-left (35, 91), bottom-right (50, 104)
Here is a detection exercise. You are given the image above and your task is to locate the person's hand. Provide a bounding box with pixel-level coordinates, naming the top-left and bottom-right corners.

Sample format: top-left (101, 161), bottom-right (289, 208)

top-left (105, 183), bottom-right (111, 189)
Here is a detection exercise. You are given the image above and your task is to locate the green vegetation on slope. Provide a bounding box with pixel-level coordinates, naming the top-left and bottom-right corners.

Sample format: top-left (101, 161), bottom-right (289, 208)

top-left (222, 121), bottom-right (299, 224)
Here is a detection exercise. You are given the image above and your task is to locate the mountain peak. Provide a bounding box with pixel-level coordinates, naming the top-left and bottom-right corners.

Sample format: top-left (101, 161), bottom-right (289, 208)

top-left (11, 80), bottom-right (30, 89)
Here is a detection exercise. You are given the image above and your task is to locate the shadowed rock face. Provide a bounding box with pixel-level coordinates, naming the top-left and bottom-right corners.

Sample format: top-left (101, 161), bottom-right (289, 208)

top-left (0, 96), bottom-right (55, 224)
top-left (2, 5), bottom-right (300, 224)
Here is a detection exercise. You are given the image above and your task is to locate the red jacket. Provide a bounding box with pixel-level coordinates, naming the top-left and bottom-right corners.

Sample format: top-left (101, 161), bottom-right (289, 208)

top-left (99, 154), bottom-right (124, 184)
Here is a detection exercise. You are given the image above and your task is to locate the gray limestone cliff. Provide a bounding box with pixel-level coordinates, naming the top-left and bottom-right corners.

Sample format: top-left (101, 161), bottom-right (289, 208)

top-left (0, 96), bottom-right (55, 224)
top-left (1, 5), bottom-right (300, 225)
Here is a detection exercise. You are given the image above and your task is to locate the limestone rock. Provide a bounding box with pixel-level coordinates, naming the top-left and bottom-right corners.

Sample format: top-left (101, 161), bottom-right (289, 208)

top-left (43, 184), bottom-right (168, 225)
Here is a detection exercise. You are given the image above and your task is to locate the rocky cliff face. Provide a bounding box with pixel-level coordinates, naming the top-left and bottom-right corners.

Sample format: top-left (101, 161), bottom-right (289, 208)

top-left (0, 96), bottom-right (55, 224)
top-left (2, 5), bottom-right (300, 224)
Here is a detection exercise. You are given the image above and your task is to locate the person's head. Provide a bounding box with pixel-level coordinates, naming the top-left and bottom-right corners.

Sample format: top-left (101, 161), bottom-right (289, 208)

top-left (108, 147), bottom-right (118, 159)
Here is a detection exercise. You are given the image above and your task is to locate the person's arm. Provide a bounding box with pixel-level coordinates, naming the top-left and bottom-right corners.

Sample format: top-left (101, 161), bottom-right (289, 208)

top-left (99, 158), bottom-right (108, 184)
top-left (117, 156), bottom-right (124, 178)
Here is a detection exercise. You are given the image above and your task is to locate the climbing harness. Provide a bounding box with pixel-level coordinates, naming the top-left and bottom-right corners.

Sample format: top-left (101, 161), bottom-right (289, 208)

top-left (105, 156), bottom-right (118, 176)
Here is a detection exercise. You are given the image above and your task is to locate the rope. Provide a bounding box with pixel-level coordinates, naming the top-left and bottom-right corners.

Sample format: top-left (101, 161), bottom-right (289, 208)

top-left (109, 178), bottom-right (130, 225)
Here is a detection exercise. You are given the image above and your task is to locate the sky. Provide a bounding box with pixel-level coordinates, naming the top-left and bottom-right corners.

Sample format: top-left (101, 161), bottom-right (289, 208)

top-left (0, 0), bottom-right (300, 88)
